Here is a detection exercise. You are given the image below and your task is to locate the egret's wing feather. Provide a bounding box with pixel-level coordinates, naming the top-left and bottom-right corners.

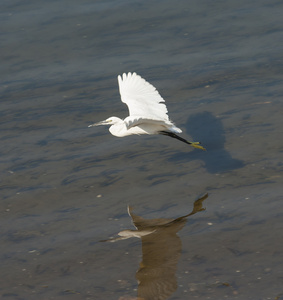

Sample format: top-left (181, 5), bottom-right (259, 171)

top-left (118, 72), bottom-right (169, 121)
top-left (124, 116), bottom-right (172, 129)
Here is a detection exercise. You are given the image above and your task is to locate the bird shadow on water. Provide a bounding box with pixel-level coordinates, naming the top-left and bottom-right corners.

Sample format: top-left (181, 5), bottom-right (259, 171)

top-left (169, 111), bottom-right (244, 173)
top-left (101, 193), bottom-right (208, 300)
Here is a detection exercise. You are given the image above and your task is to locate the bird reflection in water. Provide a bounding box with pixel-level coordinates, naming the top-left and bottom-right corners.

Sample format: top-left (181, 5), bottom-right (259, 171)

top-left (102, 193), bottom-right (208, 300)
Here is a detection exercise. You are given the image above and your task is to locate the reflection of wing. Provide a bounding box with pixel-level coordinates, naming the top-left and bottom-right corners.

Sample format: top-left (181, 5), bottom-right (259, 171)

top-left (118, 72), bottom-right (169, 121)
top-left (189, 193), bottom-right (208, 215)
top-left (168, 193), bottom-right (208, 224)
top-left (136, 222), bottom-right (186, 300)
top-left (128, 192), bottom-right (208, 230)
top-left (128, 206), bottom-right (175, 229)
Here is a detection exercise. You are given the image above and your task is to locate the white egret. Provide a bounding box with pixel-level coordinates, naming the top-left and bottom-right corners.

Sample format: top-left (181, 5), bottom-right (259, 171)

top-left (89, 72), bottom-right (205, 150)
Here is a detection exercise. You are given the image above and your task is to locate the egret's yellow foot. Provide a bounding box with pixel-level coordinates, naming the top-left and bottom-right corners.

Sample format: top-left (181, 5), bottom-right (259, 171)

top-left (191, 142), bottom-right (206, 151)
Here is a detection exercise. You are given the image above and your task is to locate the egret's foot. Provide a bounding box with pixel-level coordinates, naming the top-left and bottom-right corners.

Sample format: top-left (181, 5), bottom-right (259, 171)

top-left (190, 142), bottom-right (206, 151)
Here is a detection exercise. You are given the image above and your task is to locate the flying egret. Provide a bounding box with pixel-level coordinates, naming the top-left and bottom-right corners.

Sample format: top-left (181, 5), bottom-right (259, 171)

top-left (89, 72), bottom-right (205, 150)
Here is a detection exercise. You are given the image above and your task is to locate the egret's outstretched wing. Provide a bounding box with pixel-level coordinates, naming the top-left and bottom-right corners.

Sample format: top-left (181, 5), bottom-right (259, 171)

top-left (118, 72), bottom-right (169, 121)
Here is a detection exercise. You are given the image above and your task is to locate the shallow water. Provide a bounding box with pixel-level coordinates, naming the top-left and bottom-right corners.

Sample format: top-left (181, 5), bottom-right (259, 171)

top-left (1, 0), bottom-right (283, 299)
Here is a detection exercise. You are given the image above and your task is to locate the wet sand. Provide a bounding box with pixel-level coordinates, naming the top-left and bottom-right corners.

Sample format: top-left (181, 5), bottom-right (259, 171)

top-left (1, 0), bottom-right (283, 299)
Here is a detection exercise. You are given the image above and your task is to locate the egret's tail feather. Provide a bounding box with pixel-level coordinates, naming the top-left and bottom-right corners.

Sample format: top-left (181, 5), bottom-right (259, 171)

top-left (159, 131), bottom-right (206, 151)
top-left (170, 125), bottom-right (182, 134)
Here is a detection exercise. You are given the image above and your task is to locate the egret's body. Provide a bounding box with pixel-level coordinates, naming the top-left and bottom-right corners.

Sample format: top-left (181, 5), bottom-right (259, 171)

top-left (89, 72), bottom-right (205, 150)
top-left (107, 116), bottom-right (179, 137)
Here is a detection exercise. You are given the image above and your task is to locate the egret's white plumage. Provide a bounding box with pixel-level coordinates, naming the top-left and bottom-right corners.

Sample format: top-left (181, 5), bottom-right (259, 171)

top-left (89, 72), bottom-right (205, 150)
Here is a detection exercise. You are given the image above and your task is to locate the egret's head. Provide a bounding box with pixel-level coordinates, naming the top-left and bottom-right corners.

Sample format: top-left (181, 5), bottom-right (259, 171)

top-left (88, 116), bottom-right (121, 127)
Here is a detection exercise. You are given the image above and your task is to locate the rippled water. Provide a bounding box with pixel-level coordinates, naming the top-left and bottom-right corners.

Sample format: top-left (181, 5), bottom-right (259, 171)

top-left (1, 0), bottom-right (283, 299)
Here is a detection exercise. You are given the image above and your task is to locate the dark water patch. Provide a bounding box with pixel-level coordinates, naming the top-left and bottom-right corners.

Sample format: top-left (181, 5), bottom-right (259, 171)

top-left (226, 247), bottom-right (253, 257)
top-left (55, 207), bottom-right (81, 214)
top-left (60, 175), bottom-right (97, 186)
top-left (72, 161), bottom-right (106, 172)
top-left (1, 293), bottom-right (24, 299)
top-left (10, 159), bottom-right (50, 171)
top-left (4, 230), bottom-right (43, 244)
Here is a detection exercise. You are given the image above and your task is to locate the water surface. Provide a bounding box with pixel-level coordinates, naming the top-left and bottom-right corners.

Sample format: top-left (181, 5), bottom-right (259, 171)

top-left (1, 0), bottom-right (283, 299)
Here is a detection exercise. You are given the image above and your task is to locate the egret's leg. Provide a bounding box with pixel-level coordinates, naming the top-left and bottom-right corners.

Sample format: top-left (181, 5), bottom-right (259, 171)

top-left (159, 131), bottom-right (206, 151)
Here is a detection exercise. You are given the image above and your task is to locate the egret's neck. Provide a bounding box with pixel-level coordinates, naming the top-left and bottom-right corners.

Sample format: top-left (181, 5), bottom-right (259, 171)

top-left (109, 119), bottom-right (127, 137)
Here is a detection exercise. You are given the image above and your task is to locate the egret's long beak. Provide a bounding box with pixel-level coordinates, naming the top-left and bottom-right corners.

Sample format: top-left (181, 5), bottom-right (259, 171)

top-left (88, 120), bottom-right (109, 127)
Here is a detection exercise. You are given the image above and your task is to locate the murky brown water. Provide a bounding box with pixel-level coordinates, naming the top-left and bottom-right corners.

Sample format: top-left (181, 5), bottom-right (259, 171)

top-left (1, 0), bottom-right (283, 299)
